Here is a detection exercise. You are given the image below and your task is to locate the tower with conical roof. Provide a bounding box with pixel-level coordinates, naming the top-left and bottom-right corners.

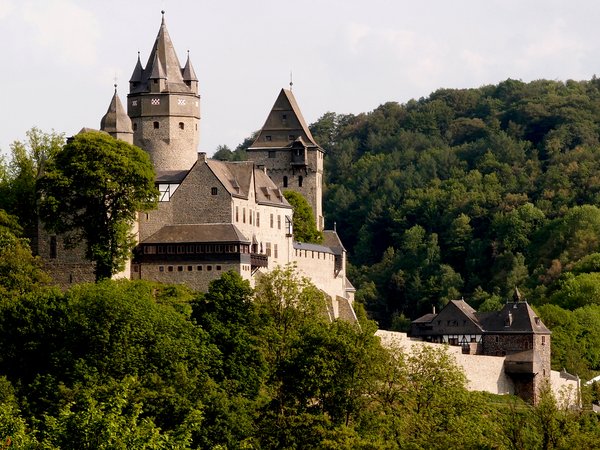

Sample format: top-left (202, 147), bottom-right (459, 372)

top-left (127, 11), bottom-right (200, 172)
top-left (247, 88), bottom-right (324, 230)
top-left (100, 85), bottom-right (134, 144)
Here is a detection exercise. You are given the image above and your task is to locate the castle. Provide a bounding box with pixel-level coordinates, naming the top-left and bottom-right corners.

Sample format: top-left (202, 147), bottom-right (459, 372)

top-left (407, 290), bottom-right (552, 404)
top-left (37, 12), bottom-right (356, 322)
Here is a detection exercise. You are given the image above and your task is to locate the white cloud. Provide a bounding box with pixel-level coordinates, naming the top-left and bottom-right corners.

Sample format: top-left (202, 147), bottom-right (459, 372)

top-left (0, 0), bottom-right (14, 19)
top-left (21, 0), bottom-right (100, 66)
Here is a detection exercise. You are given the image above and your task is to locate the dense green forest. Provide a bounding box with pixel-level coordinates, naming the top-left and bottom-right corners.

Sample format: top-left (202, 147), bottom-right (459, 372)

top-left (0, 218), bottom-right (599, 448)
top-left (2, 78), bottom-right (600, 446)
top-left (310, 78), bottom-right (600, 376)
top-left (215, 78), bottom-right (600, 379)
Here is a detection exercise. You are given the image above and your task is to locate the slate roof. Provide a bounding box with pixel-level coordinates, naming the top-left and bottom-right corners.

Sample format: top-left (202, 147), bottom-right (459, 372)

top-left (204, 159), bottom-right (292, 208)
top-left (478, 302), bottom-right (551, 334)
top-left (142, 223), bottom-right (250, 244)
top-left (100, 87), bottom-right (133, 134)
top-left (129, 13), bottom-right (195, 94)
top-left (182, 53), bottom-right (198, 81)
top-left (155, 170), bottom-right (189, 183)
top-left (248, 89), bottom-right (321, 150)
top-left (410, 298), bottom-right (551, 337)
top-left (322, 230), bottom-right (346, 255)
top-left (293, 241), bottom-right (334, 254)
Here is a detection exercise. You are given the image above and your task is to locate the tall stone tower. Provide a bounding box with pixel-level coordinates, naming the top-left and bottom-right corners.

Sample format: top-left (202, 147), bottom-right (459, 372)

top-left (247, 89), bottom-right (324, 230)
top-left (127, 12), bottom-right (200, 172)
top-left (100, 85), bottom-right (133, 144)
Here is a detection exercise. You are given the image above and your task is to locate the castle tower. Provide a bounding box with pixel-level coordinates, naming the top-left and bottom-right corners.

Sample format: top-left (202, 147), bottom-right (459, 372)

top-left (100, 85), bottom-right (134, 144)
top-left (127, 12), bottom-right (200, 172)
top-left (247, 89), bottom-right (324, 230)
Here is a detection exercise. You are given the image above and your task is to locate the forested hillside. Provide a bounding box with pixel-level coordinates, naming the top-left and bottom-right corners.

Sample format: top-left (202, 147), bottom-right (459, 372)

top-left (309, 78), bottom-right (600, 337)
top-left (0, 217), bottom-right (599, 447)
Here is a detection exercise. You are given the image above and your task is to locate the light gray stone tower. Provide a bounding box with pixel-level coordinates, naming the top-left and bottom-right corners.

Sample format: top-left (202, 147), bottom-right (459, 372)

top-left (100, 85), bottom-right (134, 144)
top-left (247, 89), bottom-right (325, 230)
top-left (127, 12), bottom-right (200, 172)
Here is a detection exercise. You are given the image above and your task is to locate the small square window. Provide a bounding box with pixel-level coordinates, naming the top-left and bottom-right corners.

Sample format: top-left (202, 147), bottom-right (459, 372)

top-left (211, 187), bottom-right (218, 195)
top-left (159, 266), bottom-right (164, 272)
top-left (187, 266), bottom-right (193, 271)
top-left (153, 121), bottom-right (159, 129)
top-left (168, 266), bottom-right (174, 272)
top-left (177, 266), bottom-right (183, 272)
top-left (268, 150), bottom-right (276, 158)
top-left (216, 265), bottom-right (222, 271)
top-left (266, 135), bottom-right (272, 142)
top-left (207, 265), bottom-right (212, 271)
top-left (197, 265), bottom-right (203, 271)
top-left (179, 122), bottom-right (185, 130)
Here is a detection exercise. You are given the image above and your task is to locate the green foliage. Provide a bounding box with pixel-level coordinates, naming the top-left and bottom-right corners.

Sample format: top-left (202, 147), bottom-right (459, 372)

top-left (0, 210), bottom-right (50, 300)
top-left (0, 128), bottom-right (64, 238)
top-left (537, 303), bottom-right (600, 376)
top-left (283, 190), bottom-right (323, 243)
top-left (307, 78), bottom-right (600, 335)
top-left (38, 131), bottom-right (158, 280)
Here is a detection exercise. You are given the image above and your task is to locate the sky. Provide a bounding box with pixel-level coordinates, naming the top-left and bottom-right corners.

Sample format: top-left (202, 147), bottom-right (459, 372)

top-left (2, 0), bottom-right (600, 157)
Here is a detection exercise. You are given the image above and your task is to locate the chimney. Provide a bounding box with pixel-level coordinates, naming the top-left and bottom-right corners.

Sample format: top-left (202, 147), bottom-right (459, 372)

top-left (198, 152), bottom-right (207, 162)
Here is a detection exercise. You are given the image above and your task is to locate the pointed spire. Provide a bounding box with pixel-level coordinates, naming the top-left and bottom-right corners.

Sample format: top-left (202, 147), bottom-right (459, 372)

top-left (100, 85), bottom-right (133, 136)
top-left (182, 50), bottom-right (198, 81)
top-left (129, 51), bottom-right (144, 83)
top-left (142, 11), bottom-right (185, 87)
top-left (148, 49), bottom-right (166, 80)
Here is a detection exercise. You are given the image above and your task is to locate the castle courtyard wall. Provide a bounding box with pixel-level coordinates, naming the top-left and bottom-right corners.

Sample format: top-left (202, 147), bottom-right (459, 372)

top-left (376, 331), bottom-right (577, 406)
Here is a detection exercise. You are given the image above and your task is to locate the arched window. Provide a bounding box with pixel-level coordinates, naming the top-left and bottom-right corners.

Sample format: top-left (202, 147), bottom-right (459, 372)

top-left (298, 176), bottom-right (303, 187)
top-left (283, 176), bottom-right (288, 187)
top-left (153, 121), bottom-right (159, 129)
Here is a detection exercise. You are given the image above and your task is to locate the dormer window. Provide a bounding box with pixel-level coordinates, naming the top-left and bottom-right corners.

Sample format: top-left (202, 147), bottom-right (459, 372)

top-left (266, 135), bottom-right (272, 141)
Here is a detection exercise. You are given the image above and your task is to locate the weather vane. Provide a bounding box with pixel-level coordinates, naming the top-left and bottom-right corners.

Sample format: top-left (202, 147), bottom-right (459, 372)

top-left (289, 71), bottom-right (293, 91)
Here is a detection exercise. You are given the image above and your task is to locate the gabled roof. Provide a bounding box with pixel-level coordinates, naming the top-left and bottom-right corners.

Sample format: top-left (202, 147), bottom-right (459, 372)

top-left (478, 302), bottom-right (551, 334)
top-left (100, 87), bottom-right (133, 134)
top-left (155, 170), bottom-right (188, 183)
top-left (206, 160), bottom-right (254, 198)
top-left (142, 223), bottom-right (250, 244)
top-left (253, 167), bottom-right (291, 208)
top-left (323, 230), bottom-right (346, 255)
top-left (248, 88), bottom-right (321, 150)
top-left (204, 159), bottom-right (291, 208)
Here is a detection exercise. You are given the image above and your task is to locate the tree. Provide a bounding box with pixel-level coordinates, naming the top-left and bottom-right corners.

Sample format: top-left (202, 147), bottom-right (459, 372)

top-left (0, 128), bottom-right (64, 239)
top-left (38, 131), bottom-right (158, 281)
top-left (0, 210), bottom-right (50, 299)
top-left (283, 190), bottom-right (323, 243)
